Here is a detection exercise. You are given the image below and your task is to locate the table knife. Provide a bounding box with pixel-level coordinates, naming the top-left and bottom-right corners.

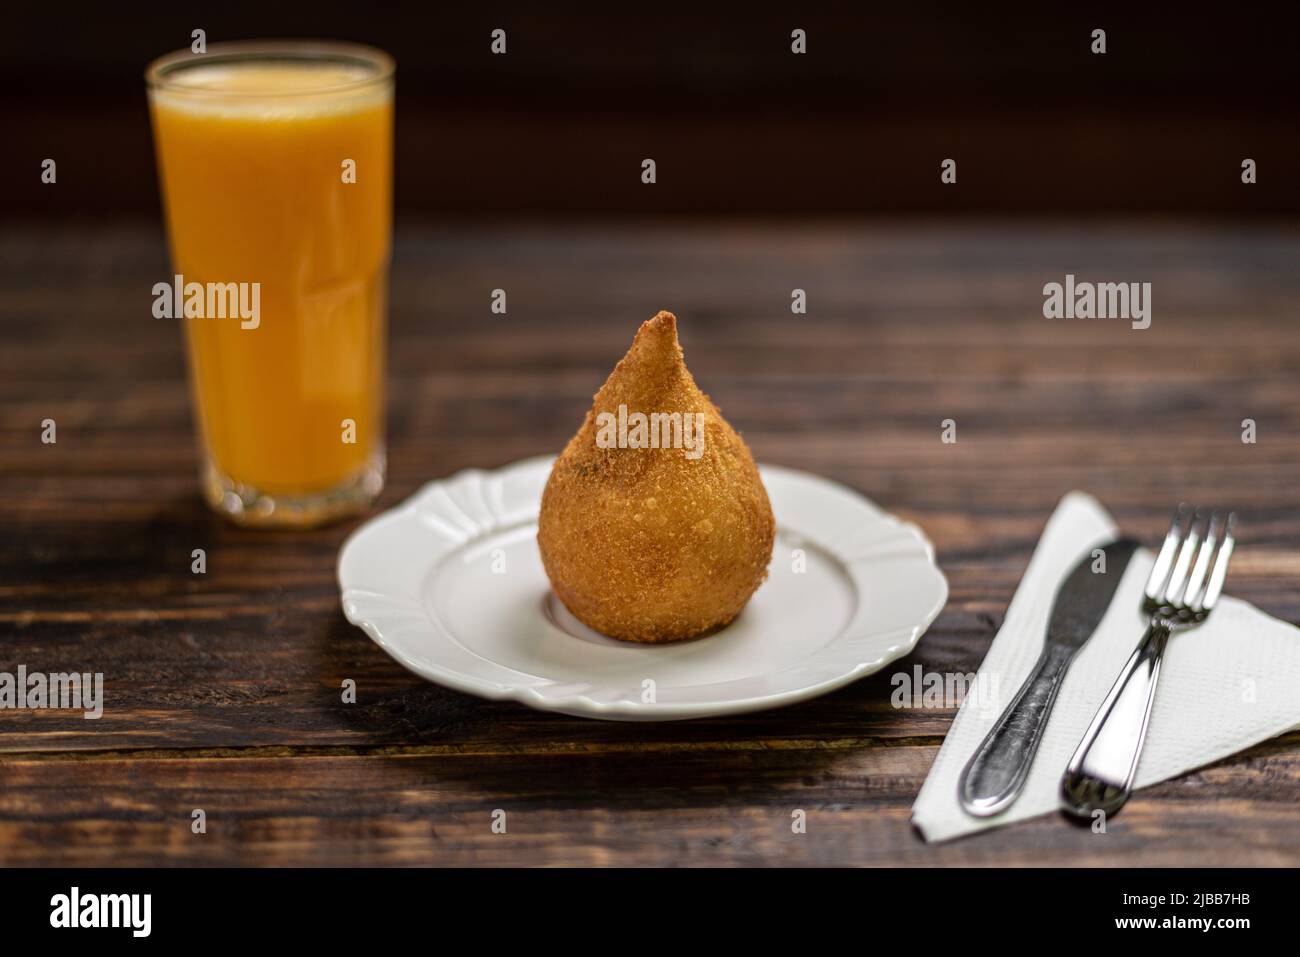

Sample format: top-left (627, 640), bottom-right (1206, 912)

top-left (958, 537), bottom-right (1139, 817)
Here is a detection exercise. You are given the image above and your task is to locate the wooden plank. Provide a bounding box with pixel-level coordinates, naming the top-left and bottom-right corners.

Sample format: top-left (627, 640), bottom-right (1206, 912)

top-left (0, 736), bottom-right (1296, 866)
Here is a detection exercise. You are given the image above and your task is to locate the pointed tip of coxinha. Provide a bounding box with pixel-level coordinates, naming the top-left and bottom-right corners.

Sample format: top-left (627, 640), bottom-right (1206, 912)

top-left (641, 308), bottom-right (678, 339)
top-left (592, 310), bottom-right (696, 410)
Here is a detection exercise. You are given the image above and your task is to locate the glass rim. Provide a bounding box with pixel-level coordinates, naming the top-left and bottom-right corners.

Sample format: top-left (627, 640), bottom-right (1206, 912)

top-left (145, 39), bottom-right (394, 97)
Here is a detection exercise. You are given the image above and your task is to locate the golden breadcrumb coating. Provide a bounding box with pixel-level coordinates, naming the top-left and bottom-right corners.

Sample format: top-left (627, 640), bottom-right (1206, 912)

top-left (537, 311), bottom-right (775, 643)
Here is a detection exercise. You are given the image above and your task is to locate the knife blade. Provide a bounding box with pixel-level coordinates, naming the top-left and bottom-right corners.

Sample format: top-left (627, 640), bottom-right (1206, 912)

top-left (958, 537), bottom-right (1139, 817)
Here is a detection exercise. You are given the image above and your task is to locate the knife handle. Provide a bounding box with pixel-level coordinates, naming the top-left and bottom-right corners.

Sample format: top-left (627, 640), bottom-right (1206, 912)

top-left (958, 643), bottom-right (1075, 817)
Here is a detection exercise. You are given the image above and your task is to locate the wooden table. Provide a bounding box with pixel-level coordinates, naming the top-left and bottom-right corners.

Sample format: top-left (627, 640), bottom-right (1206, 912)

top-left (3, 221), bottom-right (1298, 866)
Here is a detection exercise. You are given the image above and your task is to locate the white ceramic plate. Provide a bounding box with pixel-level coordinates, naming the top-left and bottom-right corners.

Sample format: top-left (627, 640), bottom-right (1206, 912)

top-left (337, 456), bottom-right (947, 721)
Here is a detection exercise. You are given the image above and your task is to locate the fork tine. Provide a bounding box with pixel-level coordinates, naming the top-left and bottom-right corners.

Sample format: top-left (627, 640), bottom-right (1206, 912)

top-left (1195, 512), bottom-right (1236, 611)
top-left (1146, 503), bottom-right (1191, 601)
top-left (1181, 511), bottom-right (1222, 608)
top-left (1163, 508), bottom-right (1205, 605)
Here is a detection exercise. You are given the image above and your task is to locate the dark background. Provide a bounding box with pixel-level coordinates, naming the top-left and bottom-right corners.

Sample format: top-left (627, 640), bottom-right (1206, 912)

top-left (7, 2), bottom-right (1300, 220)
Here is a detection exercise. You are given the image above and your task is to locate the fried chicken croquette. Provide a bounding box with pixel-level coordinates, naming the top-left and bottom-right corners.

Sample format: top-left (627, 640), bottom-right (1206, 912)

top-left (537, 311), bottom-right (775, 643)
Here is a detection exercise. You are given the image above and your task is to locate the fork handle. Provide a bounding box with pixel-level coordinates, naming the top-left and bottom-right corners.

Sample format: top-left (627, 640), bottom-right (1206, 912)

top-left (1060, 619), bottom-right (1171, 817)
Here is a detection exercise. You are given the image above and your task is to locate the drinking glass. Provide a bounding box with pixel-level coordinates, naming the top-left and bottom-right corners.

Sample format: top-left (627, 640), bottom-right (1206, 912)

top-left (146, 41), bottom-right (393, 526)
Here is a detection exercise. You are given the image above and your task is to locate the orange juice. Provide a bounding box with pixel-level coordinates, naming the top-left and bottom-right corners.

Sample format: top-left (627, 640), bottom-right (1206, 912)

top-left (147, 42), bottom-right (393, 526)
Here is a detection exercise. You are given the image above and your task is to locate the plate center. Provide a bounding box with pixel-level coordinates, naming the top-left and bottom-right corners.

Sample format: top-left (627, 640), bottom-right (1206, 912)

top-left (423, 525), bottom-right (857, 690)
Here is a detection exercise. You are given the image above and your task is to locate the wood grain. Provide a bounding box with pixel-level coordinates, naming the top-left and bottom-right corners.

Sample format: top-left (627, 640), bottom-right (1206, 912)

top-left (2, 222), bottom-right (1299, 865)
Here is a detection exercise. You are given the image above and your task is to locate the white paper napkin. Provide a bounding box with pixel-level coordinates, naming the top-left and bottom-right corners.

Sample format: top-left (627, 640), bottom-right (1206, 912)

top-left (912, 491), bottom-right (1300, 842)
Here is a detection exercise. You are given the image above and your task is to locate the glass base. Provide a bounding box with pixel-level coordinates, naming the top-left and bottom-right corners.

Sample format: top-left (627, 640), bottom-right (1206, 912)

top-left (200, 452), bottom-right (385, 529)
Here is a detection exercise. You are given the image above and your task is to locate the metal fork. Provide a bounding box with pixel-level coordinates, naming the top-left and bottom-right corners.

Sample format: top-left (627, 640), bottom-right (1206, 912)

top-left (1060, 504), bottom-right (1236, 818)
